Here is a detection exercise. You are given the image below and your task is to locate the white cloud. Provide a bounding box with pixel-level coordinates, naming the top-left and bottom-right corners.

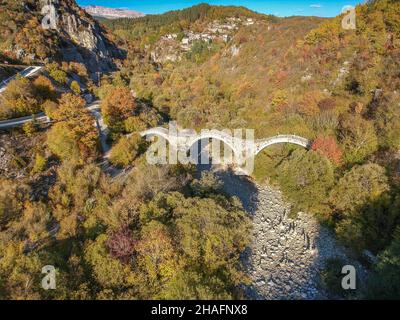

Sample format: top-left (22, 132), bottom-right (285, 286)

top-left (310, 4), bottom-right (322, 8)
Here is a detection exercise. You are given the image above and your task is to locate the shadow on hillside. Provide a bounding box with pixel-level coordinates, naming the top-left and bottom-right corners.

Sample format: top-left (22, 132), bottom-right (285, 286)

top-left (59, 38), bottom-right (126, 82)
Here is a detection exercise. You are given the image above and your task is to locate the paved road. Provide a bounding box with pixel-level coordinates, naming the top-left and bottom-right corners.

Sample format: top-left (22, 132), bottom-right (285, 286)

top-left (0, 66), bottom-right (43, 94)
top-left (87, 103), bottom-right (111, 155)
top-left (0, 112), bottom-right (48, 129)
top-left (0, 101), bottom-right (111, 154)
top-left (0, 101), bottom-right (100, 129)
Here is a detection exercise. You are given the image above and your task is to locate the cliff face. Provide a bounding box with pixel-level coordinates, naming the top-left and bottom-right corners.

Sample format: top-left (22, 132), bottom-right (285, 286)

top-left (54, 0), bottom-right (124, 76)
top-left (1, 0), bottom-right (124, 79)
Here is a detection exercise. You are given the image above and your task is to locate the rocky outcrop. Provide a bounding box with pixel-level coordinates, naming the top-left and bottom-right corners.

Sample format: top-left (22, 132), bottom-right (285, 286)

top-left (8, 0), bottom-right (124, 80)
top-left (51, 0), bottom-right (124, 78)
top-left (150, 39), bottom-right (182, 64)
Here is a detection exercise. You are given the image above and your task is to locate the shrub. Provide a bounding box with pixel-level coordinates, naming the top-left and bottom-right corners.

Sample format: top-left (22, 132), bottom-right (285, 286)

top-left (365, 227), bottom-right (400, 299)
top-left (330, 164), bottom-right (395, 252)
top-left (31, 154), bottom-right (47, 175)
top-left (329, 163), bottom-right (389, 215)
top-left (338, 114), bottom-right (378, 164)
top-left (109, 134), bottom-right (143, 167)
top-left (33, 76), bottom-right (56, 101)
top-left (22, 121), bottom-right (37, 137)
top-left (69, 62), bottom-right (88, 78)
top-left (124, 116), bottom-right (147, 133)
top-left (345, 75), bottom-right (364, 95)
top-left (321, 258), bottom-right (355, 298)
top-left (318, 98), bottom-right (336, 111)
top-left (271, 90), bottom-right (289, 111)
top-left (297, 91), bottom-right (324, 116)
top-left (51, 69), bottom-right (68, 84)
top-left (277, 149), bottom-right (334, 217)
top-left (42, 100), bottom-right (58, 119)
top-left (70, 81), bottom-right (81, 95)
top-left (46, 63), bottom-right (68, 84)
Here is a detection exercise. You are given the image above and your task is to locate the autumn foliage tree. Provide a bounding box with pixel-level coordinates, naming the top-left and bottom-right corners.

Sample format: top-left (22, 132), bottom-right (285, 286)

top-left (311, 136), bottom-right (343, 165)
top-left (47, 94), bottom-right (98, 161)
top-left (101, 87), bottom-right (137, 133)
top-left (33, 76), bottom-right (57, 102)
top-left (46, 63), bottom-right (68, 84)
top-left (277, 149), bottom-right (335, 218)
top-left (105, 225), bottom-right (137, 264)
top-left (109, 134), bottom-right (144, 167)
top-left (0, 75), bottom-right (58, 120)
top-left (297, 91), bottom-right (324, 116)
top-left (338, 113), bottom-right (378, 164)
top-left (329, 164), bottom-right (394, 252)
top-left (70, 81), bottom-right (81, 95)
top-left (0, 77), bottom-right (39, 119)
top-left (0, 179), bottom-right (30, 230)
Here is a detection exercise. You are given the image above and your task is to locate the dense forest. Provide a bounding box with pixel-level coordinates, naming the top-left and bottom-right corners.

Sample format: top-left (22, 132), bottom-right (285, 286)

top-left (0, 0), bottom-right (399, 299)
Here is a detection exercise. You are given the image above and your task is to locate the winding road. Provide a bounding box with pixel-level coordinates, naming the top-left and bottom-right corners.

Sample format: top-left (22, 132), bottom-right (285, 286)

top-left (0, 65), bottom-right (112, 153)
top-left (0, 66), bottom-right (43, 94)
top-left (0, 101), bottom-right (111, 154)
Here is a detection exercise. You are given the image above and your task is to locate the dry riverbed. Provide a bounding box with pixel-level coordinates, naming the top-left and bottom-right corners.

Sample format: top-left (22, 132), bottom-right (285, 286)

top-left (213, 168), bottom-right (365, 300)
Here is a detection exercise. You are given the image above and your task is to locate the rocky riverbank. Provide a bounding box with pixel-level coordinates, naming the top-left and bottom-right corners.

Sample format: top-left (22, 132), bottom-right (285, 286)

top-left (213, 169), bottom-right (364, 300)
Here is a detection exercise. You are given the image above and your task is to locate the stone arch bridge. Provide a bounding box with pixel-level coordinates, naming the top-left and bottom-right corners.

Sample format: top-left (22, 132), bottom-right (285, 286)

top-left (140, 127), bottom-right (311, 165)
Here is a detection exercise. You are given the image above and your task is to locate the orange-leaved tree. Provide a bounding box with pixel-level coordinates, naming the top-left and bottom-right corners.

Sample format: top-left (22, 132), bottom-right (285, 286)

top-left (47, 94), bottom-right (98, 161)
top-left (101, 87), bottom-right (137, 133)
top-left (311, 136), bottom-right (343, 165)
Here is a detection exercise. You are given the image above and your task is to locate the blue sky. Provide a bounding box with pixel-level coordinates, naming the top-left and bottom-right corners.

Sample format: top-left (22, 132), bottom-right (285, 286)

top-left (77, 0), bottom-right (364, 17)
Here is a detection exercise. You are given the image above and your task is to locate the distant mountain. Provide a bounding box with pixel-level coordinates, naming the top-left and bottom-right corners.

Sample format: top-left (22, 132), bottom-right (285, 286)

top-left (84, 5), bottom-right (145, 19)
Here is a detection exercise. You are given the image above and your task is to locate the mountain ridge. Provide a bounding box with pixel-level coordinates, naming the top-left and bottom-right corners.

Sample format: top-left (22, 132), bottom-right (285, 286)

top-left (84, 5), bottom-right (145, 19)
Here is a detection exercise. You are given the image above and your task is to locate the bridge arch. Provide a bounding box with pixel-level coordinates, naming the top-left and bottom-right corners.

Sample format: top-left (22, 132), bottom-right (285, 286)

top-left (255, 135), bottom-right (311, 156)
top-left (185, 131), bottom-right (241, 159)
top-left (140, 127), bottom-right (177, 148)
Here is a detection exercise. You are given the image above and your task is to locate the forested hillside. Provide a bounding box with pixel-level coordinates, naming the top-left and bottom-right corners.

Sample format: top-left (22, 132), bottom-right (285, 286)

top-left (106, 0), bottom-right (400, 298)
top-left (0, 0), bottom-right (399, 300)
top-left (104, 3), bottom-right (271, 45)
top-left (0, 1), bottom-right (253, 300)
